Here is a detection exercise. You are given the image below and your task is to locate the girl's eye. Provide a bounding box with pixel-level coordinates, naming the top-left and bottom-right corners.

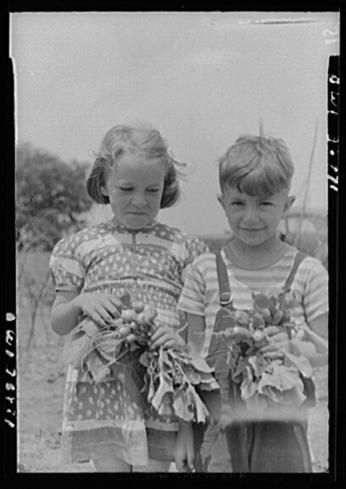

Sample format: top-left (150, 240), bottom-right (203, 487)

top-left (260, 201), bottom-right (274, 206)
top-left (119, 187), bottom-right (133, 192)
top-left (147, 188), bottom-right (159, 193)
top-left (230, 201), bottom-right (243, 206)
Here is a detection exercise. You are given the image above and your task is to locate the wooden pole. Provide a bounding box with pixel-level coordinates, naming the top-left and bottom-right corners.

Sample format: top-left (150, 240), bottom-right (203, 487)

top-left (259, 118), bottom-right (264, 137)
top-left (294, 119), bottom-right (318, 248)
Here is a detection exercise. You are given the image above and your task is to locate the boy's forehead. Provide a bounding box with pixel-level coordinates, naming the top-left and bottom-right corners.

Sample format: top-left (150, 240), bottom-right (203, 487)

top-left (222, 185), bottom-right (290, 199)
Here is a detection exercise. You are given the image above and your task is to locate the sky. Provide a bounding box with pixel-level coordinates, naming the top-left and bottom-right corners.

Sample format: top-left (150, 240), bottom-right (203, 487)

top-left (10, 11), bottom-right (339, 235)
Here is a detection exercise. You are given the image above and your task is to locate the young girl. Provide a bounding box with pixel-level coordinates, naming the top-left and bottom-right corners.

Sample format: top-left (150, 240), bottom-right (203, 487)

top-left (177, 135), bottom-right (328, 472)
top-left (49, 123), bottom-right (208, 472)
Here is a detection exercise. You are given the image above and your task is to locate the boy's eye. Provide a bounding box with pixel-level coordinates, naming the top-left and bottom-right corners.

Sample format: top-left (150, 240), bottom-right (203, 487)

top-left (230, 201), bottom-right (244, 206)
top-left (260, 201), bottom-right (274, 206)
top-left (147, 188), bottom-right (160, 193)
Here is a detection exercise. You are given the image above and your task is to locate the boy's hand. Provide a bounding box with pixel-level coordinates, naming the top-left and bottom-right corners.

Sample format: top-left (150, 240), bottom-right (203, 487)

top-left (174, 422), bottom-right (194, 472)
top-left (290, 338), bottom-right (317, 357)
top-left (149, 325), bottom-right (185, 350)
top-left (257, 325), bottom-right (291, 359)
top-left (74, 293), bottom-right (122, 327)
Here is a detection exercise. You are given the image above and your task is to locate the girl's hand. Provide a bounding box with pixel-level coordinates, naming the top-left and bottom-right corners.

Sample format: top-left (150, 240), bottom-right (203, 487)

top-left (174, 422), bottom-right (194, 472)
top-left (74, 293), bottom-right (122, 328)
top-left (149, 325), bottom-right (185, 350)
top-left (258, 325), bottom-right (291, 360)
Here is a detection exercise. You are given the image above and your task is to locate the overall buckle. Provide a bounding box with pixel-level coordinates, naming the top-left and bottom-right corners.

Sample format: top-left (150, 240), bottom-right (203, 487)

top-left (219, 292), bottom-right (233, 307)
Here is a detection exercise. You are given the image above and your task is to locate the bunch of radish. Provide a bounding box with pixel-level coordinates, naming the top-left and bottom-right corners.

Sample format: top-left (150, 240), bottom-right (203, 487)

top-left (214, 290), bottom-right (317, 415)
top-left (106, 292), bottom-right (158, 346)
top-left (220, 289), bottom-right (299, 347)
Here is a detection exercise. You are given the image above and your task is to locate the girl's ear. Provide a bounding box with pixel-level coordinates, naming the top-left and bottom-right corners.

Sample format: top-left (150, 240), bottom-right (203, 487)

top-left (100, 185), bottom-right (109, 197)
top-left (284, 195), bottom-right (295, 214)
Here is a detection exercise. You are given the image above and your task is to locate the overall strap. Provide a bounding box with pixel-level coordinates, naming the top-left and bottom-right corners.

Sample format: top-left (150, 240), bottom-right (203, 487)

top-left (212, 251), bottom-right (248, 408)
top-left (284, 251), bottom-right (309, 291)
top-left (215, 250), bottom-right (233, 306)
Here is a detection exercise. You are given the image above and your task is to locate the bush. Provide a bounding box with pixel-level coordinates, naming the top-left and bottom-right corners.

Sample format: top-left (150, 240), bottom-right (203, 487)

top-left (16, 143), bottom-right (92, 251)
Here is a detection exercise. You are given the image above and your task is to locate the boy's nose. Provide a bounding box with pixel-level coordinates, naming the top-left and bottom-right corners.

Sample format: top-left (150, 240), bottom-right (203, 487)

top-left (243, 206), bottom-right (259, 222)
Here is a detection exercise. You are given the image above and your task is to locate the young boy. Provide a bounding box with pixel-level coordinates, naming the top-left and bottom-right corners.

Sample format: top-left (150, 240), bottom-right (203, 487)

top-left (176, 135), bottom-right (328, 473)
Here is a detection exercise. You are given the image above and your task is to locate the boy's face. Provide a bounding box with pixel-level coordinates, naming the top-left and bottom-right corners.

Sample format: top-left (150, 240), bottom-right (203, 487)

top-left (218, 186), bottom-right (295, 248)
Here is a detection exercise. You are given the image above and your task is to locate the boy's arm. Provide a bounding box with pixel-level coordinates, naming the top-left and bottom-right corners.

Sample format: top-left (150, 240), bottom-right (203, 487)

top-left (309, 312), bottom-right (328, 341)
top-left (293, 258), bottom-right (328, 367)
top-left (291, 312), bottom-right (328, 367)
top-left (185, 312), bottom-right (207, 357)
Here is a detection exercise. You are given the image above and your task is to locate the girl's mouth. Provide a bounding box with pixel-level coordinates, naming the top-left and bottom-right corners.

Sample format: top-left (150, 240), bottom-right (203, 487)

top-left (240, 228), bottom-right (264, 232)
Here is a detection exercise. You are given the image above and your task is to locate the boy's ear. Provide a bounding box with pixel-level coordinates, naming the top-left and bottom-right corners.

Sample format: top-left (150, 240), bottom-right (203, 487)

top-left (217, 193), bottom-right (225, 209)
top-left (284, 195), bottom-right (295, 214)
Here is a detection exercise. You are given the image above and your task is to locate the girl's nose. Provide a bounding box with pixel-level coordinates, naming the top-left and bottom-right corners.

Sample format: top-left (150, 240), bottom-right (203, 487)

top-left (131, 193), bottom-right (147, 207)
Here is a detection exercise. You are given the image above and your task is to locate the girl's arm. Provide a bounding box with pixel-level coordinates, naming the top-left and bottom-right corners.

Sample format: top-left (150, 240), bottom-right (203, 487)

top-left (51, 291), bottom-right (123, 336)
top-left (51, 291), bottom-right (82, 336)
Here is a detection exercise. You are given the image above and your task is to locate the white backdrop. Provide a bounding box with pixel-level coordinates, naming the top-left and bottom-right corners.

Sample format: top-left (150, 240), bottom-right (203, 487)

top-left (11, 11), bottom-right (339, 234)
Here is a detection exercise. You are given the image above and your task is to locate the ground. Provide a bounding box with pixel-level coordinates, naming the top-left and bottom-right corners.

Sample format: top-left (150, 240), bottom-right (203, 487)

top-left (17, 320), bottom-right (329, 474)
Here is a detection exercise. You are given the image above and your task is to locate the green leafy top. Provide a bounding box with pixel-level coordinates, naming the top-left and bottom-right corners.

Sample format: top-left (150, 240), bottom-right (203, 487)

top-left (63, 292), bottom-right (219, 423)
top-left (213, 289), bottom-right (314, 417)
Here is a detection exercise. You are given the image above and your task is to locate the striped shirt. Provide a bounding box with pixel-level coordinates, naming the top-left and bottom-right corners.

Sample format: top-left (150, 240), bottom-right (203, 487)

top-left (178, 244), bottom-right (328, 358)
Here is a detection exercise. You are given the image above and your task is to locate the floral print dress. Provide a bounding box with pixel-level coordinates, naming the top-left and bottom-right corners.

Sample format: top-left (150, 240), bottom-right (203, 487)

top-left (49, 218), bottom-right (208, 466)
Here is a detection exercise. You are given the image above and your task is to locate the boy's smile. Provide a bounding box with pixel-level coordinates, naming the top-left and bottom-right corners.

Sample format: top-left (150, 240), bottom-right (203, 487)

top-left (218, 186), bottom-right (295, 249)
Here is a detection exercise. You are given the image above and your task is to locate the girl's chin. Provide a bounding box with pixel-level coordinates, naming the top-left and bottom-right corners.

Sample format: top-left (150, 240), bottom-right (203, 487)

top-left (121, 217), bottom-right (153, 230)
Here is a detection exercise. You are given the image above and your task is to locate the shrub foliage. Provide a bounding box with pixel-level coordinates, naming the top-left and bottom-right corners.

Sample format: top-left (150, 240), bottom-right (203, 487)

top-left (16, 143), bottom-right (92, 251)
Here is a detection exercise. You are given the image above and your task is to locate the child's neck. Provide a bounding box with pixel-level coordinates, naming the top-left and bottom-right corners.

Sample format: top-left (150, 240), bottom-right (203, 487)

top-left (226, 236), bottom-right (287, 270)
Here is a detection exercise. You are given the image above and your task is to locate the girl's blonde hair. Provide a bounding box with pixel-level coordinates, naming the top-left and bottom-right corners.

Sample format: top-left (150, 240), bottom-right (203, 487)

top-left (87, 124), bottom-right (184, 208)
top-left (218, 135), bottom-right (295, 196)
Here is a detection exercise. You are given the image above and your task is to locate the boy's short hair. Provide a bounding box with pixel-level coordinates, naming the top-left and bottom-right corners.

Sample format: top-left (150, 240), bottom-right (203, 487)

top-left (218, 135), bottom-right (295, 196)
top-left (87, 124), bottom-right (182, 208)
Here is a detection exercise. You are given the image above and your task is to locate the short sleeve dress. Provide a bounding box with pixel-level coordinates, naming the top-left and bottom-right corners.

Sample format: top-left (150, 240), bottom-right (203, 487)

top-left (49, 218), bottom-right (208, 466)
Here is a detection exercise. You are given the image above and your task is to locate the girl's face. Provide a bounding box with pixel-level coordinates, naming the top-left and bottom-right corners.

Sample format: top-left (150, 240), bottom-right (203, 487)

top-left (218, 186), bottom-right (295, 248)
top-left (102, 152), bottom-right (166, 230)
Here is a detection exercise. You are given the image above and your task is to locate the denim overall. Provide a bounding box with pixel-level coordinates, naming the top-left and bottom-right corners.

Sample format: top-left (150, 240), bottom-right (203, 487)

top-left (194, 250), bottom-right (315, 472)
